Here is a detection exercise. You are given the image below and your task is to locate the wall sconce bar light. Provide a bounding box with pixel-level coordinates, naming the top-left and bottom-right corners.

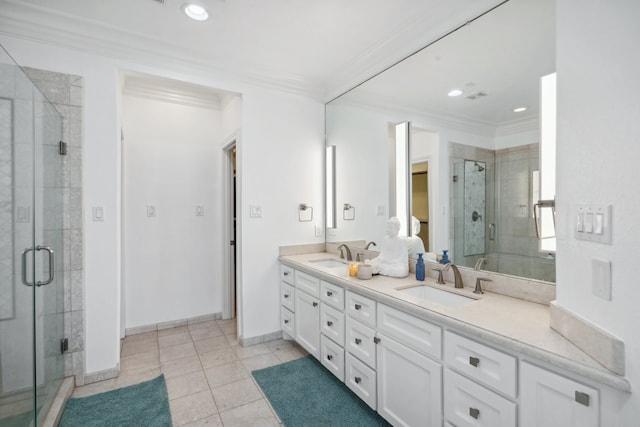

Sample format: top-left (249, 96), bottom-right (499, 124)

top-left (326, 145), bottom-right (337, 229)
top-left (395, 122), bottom-right (411, 237)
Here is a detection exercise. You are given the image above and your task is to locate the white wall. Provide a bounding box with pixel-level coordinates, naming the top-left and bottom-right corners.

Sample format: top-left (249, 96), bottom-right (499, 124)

top-left (122, 95), bottom-right (223, 328)
top-left (0, 34), bottom-right (325, 377)
top-left (555, 0), bottom-right (640, 421)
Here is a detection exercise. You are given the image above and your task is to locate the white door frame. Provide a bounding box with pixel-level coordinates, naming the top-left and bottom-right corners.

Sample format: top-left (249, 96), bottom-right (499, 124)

top-left (222, 132), bottom-right (240, 321)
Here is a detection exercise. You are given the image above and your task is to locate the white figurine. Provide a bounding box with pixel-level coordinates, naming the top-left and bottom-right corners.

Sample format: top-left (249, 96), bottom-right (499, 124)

top-left (406, 216), bottom-right (426, 259)
top-left (367, 217), bottom-right (409, 277)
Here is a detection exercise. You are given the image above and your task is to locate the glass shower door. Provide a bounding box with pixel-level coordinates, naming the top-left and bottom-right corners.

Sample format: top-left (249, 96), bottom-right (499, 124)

top-left (0, 46), bottom-right (65, 426)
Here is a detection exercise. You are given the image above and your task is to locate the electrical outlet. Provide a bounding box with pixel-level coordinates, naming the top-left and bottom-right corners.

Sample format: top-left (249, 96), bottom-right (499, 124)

top-left (249, 205), bottom-right (262, 218)
top-left (592, 258), bottom-right (612, 300)
top-left (315, 225), bottom-right (322, 237)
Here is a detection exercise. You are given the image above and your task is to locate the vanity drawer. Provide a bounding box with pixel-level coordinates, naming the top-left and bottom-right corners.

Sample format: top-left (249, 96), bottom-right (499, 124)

top-left (321, 303), bottom-right (345, 346)
top-left (280, 282), bottom-right (295, 312)
top-left (377, 303), bottom-right (442, 360)
top-left (294, 270), bottom-right (320, 297)
top-left (445, 331), bottom-right (517, 398)
top-left (346, 291), bottom-right (376, 328)
top-left (281, 306), bottom-right (295, 338)
top-left (346, 352), bottom-right (377, 410)
top-left (320, 280), bottom-right (344, 310)
top-left (321, 334), bottom-right (345, 382)
top-left (280, 264), bottom-right (294, 285)
top-left (444, 369), bottom-right (516, 427)
top-left (346, 317), bottom-right (377, 369)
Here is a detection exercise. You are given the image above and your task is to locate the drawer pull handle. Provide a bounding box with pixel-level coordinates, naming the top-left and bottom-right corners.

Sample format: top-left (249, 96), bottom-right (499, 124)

top-left (327, 321), bottom-right (333, 327)
top-left (469, 356), bottom-right (480, 367)
top-left (469, 407), bottom-right (480, 419)
top-left (327, 291), bottom-right (333, 297)
top-left (284, 271), bottom-right (289, 276)
top-left (354, 377), bottom-right (362, 384)
top-left (354, 304), bottom-right (362, 310)
top-left (373, 337), bottom-right (381, 344)
top-left (355, 338), bottom-right (362, 345)
top-left (283, 294), bottom-right (289, 299)
top-left (575, 391), bottom-right (590, 407)
top-left (284, 319), bottom-right (289, 324)
top-left (327, 354), bottom-right (333, 361)
top-left (313, 302), bottom-right (318, 307)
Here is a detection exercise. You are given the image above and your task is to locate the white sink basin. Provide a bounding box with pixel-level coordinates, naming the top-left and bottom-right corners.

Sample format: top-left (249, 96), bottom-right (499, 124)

top-left (309, 258), bottom-right (349, 268)
top-left (397, 285), bottom-right (476, 307)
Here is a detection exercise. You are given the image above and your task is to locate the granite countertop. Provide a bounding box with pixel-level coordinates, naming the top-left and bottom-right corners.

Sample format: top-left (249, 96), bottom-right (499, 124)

top-left (279, 252), bottom-right (631, 393)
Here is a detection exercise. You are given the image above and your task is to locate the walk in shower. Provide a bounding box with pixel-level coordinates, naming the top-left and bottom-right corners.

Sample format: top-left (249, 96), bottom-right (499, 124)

top-left (0, 45), bottom-right (66, 425)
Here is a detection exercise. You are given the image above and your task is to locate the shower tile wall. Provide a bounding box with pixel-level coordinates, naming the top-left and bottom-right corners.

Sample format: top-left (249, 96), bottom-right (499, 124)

top-left (23, 68), bottom-right (86, 385)
top-left (0, 97), bottom-right (12, 320)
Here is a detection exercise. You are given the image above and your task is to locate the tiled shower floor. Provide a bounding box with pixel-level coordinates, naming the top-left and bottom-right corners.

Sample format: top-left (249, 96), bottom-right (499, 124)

top-left (71, 319), bottom-right (307, 426)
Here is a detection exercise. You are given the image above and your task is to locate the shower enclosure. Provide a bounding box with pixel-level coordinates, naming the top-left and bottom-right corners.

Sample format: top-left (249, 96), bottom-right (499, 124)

top-left (0, 46), bottom-right (66, 425)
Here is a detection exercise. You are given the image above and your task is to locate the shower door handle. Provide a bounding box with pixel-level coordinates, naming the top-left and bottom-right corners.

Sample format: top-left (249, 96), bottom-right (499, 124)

top-left (21, 246), bottom-right (55, 286)
top-left (36, 246), bottom-right (55, 286)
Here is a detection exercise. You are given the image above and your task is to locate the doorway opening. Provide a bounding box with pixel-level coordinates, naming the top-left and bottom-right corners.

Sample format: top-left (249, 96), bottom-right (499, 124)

top-left (223, 141), bottom-right (238, 322)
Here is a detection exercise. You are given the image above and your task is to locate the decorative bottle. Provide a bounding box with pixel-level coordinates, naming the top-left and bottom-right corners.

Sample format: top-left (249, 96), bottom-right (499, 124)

top-left (416, 253), bottom-right (425, 281)
top-left (439, 250), bottom-right (450, 265)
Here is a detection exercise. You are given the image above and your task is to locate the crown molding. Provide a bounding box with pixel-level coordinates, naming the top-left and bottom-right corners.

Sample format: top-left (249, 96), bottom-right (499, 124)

top-left (0, 0), bottom-right (325, 100)
top-left (123, 76), bottom-right (223, 110)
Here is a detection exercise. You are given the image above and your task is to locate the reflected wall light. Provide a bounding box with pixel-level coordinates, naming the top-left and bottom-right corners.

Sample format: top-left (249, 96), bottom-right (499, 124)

top-left (538, 72), bottom-right (557, 251)
top-left (395, 122), bottom-right (411, 237)
top-left (326, 145), bottom-right (337, 229)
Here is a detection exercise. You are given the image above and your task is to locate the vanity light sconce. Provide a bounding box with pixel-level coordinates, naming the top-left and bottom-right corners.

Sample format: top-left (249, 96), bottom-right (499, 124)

top-left (343, 203), bottom-right (356, 221)
top-left (298, 203), bottom-right (313, 222)
top-left (326, 145), bottom-right (337, 229)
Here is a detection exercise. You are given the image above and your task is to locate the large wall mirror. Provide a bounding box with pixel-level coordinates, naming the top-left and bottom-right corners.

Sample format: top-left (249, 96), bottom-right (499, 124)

top-left (325, 0), bottom-right (556, 283)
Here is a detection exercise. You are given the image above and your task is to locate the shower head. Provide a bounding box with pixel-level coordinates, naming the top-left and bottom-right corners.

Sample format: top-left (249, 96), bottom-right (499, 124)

top-left (474, 162), bottom-right (485, 172)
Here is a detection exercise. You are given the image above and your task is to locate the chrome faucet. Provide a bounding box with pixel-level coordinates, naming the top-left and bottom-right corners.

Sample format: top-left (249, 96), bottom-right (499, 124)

top-left (474, 257), bottom-right (486, 271)
top-left (337, 244), bottom-right (353, 261)
top-left (365, 241), bottom-right (377, 250)
top-left (443, 263), bottom-right (464, 288)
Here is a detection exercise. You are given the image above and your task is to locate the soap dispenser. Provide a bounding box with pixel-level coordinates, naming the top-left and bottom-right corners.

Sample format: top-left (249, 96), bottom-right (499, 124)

top-left (416, 253), bottom-right (425, 281)
top-left (439, 250), bottom-right (450, 265)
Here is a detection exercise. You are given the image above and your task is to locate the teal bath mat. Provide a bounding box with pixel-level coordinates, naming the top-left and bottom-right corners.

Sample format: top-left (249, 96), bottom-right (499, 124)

top-left (252, 355), bottom-right (390, 427)
top-left (59, 375), bottom-right (172, 427)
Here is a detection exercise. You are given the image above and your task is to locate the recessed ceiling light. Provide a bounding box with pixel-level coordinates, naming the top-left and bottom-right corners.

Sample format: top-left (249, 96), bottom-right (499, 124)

top-left (448, 89), bottom-right (463, 97)
top-left (183, 3), bottom-right (209, 21)
top-left (513, 107), bottom-right (527, 113)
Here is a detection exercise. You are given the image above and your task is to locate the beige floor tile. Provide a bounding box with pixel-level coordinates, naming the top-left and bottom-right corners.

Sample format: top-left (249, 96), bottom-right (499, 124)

top-left (122, 330), bottom-right (158, 344)
top-left (194, 336), bottom-right (230, 354)
top-left (120, 349), bottom-right (160, 373)
top-left (159, 331), bottom-right (193, 348)
top-left (226, 335), bottom-right (240, 347)
top-left (273, 345), bottom-right (307, 363)
top-left (233, 343), bottom-right (272, 360)
top-left (264, 338), bottom-right (294, 351)
top-left (180, 414), bottom-right (223, 427)
top-left (190, 326), bottom-right (224, 342)
top-left (71, 378), bottom-right (117, 398)
top-left (170, 390), bottom-right (218, 427)
top-left (121, 338), bottom-right (158, 357)
top-left (205, 361), bottom-right (248, 388)
top-left (161, 355), bottom-right (203, 379)
top-left (220, 323), bottom-right (237, 337)
top-left (166, 370), bottom-right (210, 401)
top-left (216, 319), bottom-right (235, 327)
top-left (211, 378), bottom-right (263, 412)
top-left (241, 352), bottom-right (282, 373)
top-left (115, 367), bottom-right (162, 389)
top-left (158, 325), bottom-right (189, 337)
top-left (218, 399), bottom-right (280, 427)
top-left (199, 348), bottom-right (238, 369)
top-left (160, 342), bottom-right (197, 363)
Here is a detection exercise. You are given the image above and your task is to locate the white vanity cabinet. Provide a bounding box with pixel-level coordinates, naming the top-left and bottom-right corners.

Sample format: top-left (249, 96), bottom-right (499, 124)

top-left (319, 280), bottom-right (346, 381)
top-left (293, 270), bottom-right (321, 359)
top-left (520, 362), bottom-right (599, 427)
top-left (280, 265), bottom-right (295, 339)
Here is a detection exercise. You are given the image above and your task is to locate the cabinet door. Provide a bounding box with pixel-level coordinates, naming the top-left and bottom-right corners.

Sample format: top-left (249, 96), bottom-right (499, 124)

top-left (521, 362), bottom-right (599, 427)
top-left (377, 334), bottom-right (442, 427)
top-left (281, 306), bottom-right (295, 339)
top-left (294, 290), bottom-right (320, 359)
top-left (346, 353), bottom-right (377, 410)
top-left (321, 335), bottom-right (345, 382)
top-left (346, 317), bottom-right (377, 369)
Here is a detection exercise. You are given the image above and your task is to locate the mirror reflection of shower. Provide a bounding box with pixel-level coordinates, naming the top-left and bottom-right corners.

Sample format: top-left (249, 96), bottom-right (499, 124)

top-left (463, 159), bottom-right (486, 256)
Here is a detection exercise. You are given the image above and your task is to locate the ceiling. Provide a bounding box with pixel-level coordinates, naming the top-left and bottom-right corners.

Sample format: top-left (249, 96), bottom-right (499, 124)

top-left (0, 0), bottom-right (504, 99)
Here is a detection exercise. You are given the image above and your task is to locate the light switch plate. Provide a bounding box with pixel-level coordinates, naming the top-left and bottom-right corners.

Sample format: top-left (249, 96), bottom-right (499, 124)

top-left (575, 204), bottom-right (611, 244)
top-left (196, 205), bottom-right (205, 216)
top-left (315, 225), bottom-right (322, 237)
top-left (592, 258), bottom-right (612, 300)
top-left (146, 205), bottom-right (156, 217)
top-left (249, 205), bottom-right (262, 218)
top-left (92, 206), bottom-right (104, 222)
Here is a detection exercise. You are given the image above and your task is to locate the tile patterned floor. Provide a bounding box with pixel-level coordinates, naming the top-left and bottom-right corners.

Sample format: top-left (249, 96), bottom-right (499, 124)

top-left (71, 319), bottom-right (308, 426)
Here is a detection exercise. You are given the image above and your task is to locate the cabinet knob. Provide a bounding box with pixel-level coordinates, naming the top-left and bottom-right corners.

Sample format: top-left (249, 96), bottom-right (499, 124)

top-left (327, 321), bottom-right (333, 327)
top-left (354, 376), bottom-right (362, 384)
top-left (469, 407), bottom-right (480, 419)
top-left (355, 338), bottom-right (362, 345)
top-left (327, 291), bottom-right (333, 297)
top-left (284, 319), bottom-right (289, 324)
top-left (327, 354), bottom-right (333, 361)
top-left (284, 271), bottom-right (289, 276)
top-left (469, 356), bottom-right (480, 367)
top-left (283, 293), bottom-right (289, 299)
top-left (312, 301), bottom-right (318, 307)
top-left (354, 304), bottom-right (362, 310)
top-left (373, 337), bottom-right (381, 344)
